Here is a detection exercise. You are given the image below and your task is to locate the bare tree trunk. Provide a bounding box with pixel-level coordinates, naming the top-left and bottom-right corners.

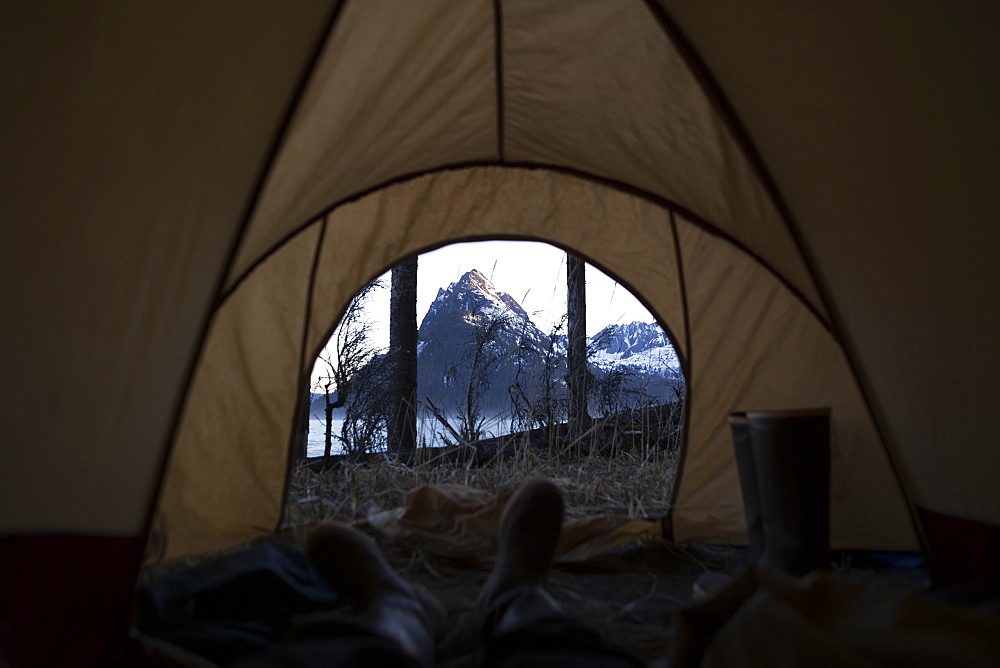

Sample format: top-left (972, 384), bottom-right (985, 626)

top-left (295, 379), bottom-right (310, 461)
top-left (322, 380), bottom-right (348, 467)
top-left (389, 255), bottom-right (418, 453)
top-left (566, 253), bottom-right (590, 439)
top-left (322, 381), bottom-right (335, 468)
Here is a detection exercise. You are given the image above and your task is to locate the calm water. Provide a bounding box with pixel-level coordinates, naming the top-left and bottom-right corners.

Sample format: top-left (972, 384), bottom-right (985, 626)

top-left (305, 411), bottom-right (520, 457)
top-left (306, 417), bottom-right (347, 457)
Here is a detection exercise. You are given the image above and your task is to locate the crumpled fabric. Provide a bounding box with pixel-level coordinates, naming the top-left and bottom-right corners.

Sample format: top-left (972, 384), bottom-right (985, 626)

top-left (671, 568), bottom-right (1000, 667)
top-left (363, 484), bottom-right (665, 565)
top-left (137, 541), bottom-right (340, 664)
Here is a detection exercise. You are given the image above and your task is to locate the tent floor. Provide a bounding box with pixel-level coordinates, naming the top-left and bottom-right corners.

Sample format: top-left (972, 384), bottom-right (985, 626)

top-left (140, 528), bottom-right (929, 666)
top-left (363, 530), bottom-right (928, 666)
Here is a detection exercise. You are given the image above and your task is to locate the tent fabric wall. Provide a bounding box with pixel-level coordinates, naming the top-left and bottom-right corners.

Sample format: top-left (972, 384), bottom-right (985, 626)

top-left (0, 2), bottom-right (337, 664)
top-left (157, 0), bottom-right (826, 559)
top-left (661, 0), bottom-right (1000, 526)
top-left (158, 227), bottom-right (323, 559)
top-left (0, 0), bottom-right (335, 535)
top-left (4, 0), bottom-right (999, 662)
top-left (499, 0), bottom-right (823, 316)
top-left (226, 0), bottom-right (497, 289)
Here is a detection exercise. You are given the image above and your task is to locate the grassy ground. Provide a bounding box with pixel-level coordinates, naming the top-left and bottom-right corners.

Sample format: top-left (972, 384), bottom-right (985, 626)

top-left (282, 425), bottom-right (680, 529)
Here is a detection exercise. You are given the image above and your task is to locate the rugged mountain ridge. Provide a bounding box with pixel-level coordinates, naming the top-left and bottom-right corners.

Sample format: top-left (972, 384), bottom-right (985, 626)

top-left (588, 321), bottom-right (681, 374)
top-left (417, 270), bottom-right (682, 413)
top-left (417, 269), bottom-right (552, 410)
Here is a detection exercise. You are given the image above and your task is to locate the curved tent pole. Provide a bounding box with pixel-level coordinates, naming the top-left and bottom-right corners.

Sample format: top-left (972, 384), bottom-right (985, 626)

top-left (221, 162), bottom-right (834, 336)
top-left (155, 0), bottom-right (925, 564)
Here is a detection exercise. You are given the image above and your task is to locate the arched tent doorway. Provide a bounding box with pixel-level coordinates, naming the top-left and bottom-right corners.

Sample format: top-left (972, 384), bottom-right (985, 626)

top-left (287, 240), bottom-right (688, 541)
top-left (157, 166), bottom-right (915, 560)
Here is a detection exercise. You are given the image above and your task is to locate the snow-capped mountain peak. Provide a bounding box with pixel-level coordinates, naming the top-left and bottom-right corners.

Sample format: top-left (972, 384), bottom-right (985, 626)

top-left (589, 321), bottom-right (680, 374)
top-left (422, 269), bottom-right (532, 336)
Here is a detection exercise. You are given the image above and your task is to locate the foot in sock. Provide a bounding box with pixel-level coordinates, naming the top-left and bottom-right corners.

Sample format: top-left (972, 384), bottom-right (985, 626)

top-left (477, 479), bottom-right (565, 621)
top-left (306, 522), bottom-right (445, 666)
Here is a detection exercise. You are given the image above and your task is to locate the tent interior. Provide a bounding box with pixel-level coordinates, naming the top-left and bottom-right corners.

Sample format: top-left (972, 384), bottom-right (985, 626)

top-left (2, 1), bottom-right (998, 665)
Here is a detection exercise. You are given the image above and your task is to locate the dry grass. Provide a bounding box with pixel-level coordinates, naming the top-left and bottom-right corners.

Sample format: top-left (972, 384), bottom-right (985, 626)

top-left (281, 429), bottom-right (680, 531)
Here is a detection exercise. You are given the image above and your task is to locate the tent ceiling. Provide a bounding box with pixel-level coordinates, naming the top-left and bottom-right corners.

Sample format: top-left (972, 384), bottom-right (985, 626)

top-left (227, 0), bottom-right (824, 323)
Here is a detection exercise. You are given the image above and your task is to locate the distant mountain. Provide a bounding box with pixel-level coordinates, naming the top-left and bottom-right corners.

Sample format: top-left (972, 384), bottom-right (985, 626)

top-left (416, 270), bottom-right (683, 414)
top-left (589, 321), bottom-right (681, 375)
top-left (417, 269), bottom-right (553, 411)
top-left (585, 321), bottom-right (684, 411)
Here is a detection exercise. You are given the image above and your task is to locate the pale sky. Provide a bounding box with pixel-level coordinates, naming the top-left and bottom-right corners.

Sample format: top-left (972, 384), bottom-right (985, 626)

top-left (311, 240), bottom-right (655, 384)
top-left (418, 240), bottom-right (654, 336)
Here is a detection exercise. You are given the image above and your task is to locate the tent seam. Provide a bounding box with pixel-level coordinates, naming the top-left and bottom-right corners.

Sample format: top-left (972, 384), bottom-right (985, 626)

top-left (277, 215), bottom-right (331, 531)
top-left (493, 0), bottom-right (506, 161)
